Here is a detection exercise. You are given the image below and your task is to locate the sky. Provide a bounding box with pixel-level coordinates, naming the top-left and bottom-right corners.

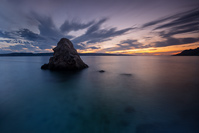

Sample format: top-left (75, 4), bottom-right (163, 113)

top-left (0, 0), bottom-right (198, 55)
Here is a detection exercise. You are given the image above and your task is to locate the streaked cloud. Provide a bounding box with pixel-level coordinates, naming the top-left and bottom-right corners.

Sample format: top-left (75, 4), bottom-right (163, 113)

top-left (60, 20), bottom-right (94, 33)
top-left (141, 8), bottom-right (199, 48)
top-left (0, 14), bottom-right (134, 52)
top-left (0, 0), bottom-right (198, 54)
top-left (73, 18), bottom-right (134, 44)
top-left (154, 37), bottom-right (199, 47)
top-left (101, 39), bottom-right (149, 52)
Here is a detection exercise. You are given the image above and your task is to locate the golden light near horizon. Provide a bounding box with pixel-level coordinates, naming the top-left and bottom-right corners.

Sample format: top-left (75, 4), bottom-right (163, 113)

top-left (77, 39), bottom-right (199, 55)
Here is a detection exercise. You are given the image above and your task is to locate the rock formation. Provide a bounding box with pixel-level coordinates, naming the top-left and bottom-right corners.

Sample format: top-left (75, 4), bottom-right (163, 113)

top-left (99, 70), bottom-right (105, 73)
top-left (41, 38), bottom-right (88, 71)
top-left (174, 47), bottom-right (199, 56)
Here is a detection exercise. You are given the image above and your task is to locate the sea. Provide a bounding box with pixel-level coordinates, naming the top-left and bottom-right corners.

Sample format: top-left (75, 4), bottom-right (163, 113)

top-left (0, 56), bottom-right (199, 133)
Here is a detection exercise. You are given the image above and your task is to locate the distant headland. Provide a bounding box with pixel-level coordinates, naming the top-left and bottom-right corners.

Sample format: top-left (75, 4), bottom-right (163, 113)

top-left (174, 47), bottom-right (199, 56)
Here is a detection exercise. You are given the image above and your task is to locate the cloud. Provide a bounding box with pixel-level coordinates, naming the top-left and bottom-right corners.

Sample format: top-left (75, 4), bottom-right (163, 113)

top-left (0, 28), bottom-right (43, 41)
top-left (88, 46), bottom-right (101, 49)
top-left (0, 29), bottom-right (50, 49)
top-left (1, 11), bottom-right (134, 53)
top-left (0, 11), bottom-right (75, 51)
top-left (75, 43), bottom-right (86, 50)
top-left (142, 15), bottom-right (178, 28)
top-left (0, 48), bottom-right (11, 53)
top-left (142, 8), bottom-right (199, 37)
top-left (60, 20), bottom-right (94, 33)
top-left (0, 30), bottom-right (51, 50)
top-left (31, 12), bottom-right (63, 38)
top-left (0, 30), bottom-right (14, 39)
top-left (75, 43), bottom-right (101, 50)
top-left (85, 18), bottom-right (108, 34)
top-left (154, 37), bottom-right (199, 47)
top-left (27, 13), bottom-right (79, 49)
top-left (154, 8), bottom-right (199, 30)
top-left (0, 43), bottom-right (43, 53)
top-left (141, 8), bottom-right (199, 48)
top-left (73, 18), bottom-right (134, 44)
top-left (159, 23), bottom-right (198, 38)
top-left (142, 8), bottom-right (199, 28)
top-left (16, 29), bottom-right (44, 41)
top-left (6, 44), bottom-right (34, 51)
top-left (117, 39), bottom-right (144, 49)
top-left (101, 39), bottom-right (149, 52)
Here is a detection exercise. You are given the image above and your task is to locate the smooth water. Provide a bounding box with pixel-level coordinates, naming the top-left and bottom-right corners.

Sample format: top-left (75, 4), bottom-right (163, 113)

top-left (0, 56), bottom-right (199, 133)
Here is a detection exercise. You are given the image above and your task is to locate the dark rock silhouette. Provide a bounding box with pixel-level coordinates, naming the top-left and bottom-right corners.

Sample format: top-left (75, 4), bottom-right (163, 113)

top-left (41, 64), bottom-right (49, 70)
top-left (41, 38), bottom-right (88, 71)
top-left (174, 47), bottom-right (199, 56)
top-left (99, 70), bottom-right (105, 73)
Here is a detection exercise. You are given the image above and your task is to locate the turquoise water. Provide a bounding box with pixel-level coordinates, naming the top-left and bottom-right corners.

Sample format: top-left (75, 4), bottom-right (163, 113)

top-left (0, 56), bottom-right (199, 133)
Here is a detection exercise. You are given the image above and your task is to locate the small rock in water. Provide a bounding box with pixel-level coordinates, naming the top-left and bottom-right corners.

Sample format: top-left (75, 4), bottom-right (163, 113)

top-left (99, 70), bottom-right (105, 73)
top-left (41, 38), bottom-right (88, 71)
top-left (41, 64), bottom-right (49, 70)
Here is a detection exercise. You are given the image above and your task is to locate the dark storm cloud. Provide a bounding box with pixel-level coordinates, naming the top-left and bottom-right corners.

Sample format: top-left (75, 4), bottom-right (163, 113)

top-left (154, 37), bottom-right (199, 47)
top-left (73, 18), bottom-right (134, 44)
top-left (60, 20), bottom-right (94, 33)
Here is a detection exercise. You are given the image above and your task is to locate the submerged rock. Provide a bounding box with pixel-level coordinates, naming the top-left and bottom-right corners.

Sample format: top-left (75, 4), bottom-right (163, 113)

top-left (120, 73), bottom-right (132, 76)
top-left (41, 38), bottom-right (88, 71)
top-left (99, 70), bottom-right (105, 73)
top-left (41, 64), bottom-right (49, 70)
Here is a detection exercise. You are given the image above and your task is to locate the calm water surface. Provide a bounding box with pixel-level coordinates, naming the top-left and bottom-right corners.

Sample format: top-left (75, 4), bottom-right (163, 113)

top-left (0, 56), bottom-right (199, 133)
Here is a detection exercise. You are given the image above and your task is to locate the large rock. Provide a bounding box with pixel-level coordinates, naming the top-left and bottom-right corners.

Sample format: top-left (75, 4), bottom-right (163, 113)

top-left (41, 38), bottom-right (88, 71)
top-left (174, 47), bottom-right (199, 56)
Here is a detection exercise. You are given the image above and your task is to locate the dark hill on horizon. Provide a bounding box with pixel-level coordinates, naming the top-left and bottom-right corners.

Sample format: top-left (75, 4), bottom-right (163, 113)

top-left (174, 47), bottom-right (199, 56)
